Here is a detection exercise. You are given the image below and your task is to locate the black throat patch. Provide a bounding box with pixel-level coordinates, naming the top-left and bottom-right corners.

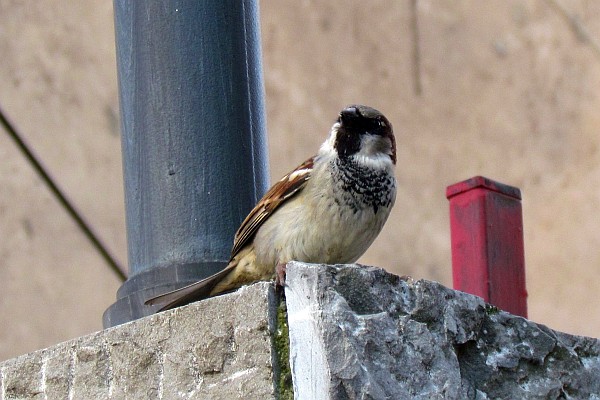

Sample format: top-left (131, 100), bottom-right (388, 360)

top-left (333, 126), bottom-right (362, 159)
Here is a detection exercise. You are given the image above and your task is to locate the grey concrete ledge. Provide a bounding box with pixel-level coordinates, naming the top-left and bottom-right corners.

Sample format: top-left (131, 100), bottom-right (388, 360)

top-left (285, 262), bottom-right (600, 400)
top-left (0, 283), bottom-right (278, 400)
top-left (2, 263), bottom-right (599, 399)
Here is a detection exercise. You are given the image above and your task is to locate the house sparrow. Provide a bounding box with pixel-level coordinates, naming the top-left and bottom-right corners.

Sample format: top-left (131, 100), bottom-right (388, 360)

top-left (146, 104), bottom-right (396, 311)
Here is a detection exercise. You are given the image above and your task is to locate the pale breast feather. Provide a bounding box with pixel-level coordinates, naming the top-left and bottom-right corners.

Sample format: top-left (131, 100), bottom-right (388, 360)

top-left (229, 157), bottom-right (314, 258)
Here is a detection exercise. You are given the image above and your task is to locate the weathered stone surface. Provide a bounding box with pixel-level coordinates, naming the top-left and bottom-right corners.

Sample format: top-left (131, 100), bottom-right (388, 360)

top-left (3, 263), bottom-right (599, 399)
top-left (285, 262), bottom-right (600, 400)
top-left (0, 283), bottom-right (277, 400)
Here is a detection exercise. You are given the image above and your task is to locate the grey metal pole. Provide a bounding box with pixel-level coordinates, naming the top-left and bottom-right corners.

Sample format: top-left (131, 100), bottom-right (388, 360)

top-left (103, 0), bottom-right (269, 327)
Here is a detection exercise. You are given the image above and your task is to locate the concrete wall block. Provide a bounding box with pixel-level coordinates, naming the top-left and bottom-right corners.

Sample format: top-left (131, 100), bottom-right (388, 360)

top-left (71, 339), bottom-right (111, 399)
top-left (2, 264), bottom-right (599, 399)
top-left (285, 262), bottom-right (600, 399)
top-left (0, 283), bottom-right (277, 400)
top-left (1, 353), bottom-right (45, 399)
top-left (42, 349), bottom-right (72, 399)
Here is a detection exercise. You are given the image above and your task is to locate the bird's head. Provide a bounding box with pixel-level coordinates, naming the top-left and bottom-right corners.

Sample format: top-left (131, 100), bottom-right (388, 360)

top-left (321, 105), bottom-right (396, 168)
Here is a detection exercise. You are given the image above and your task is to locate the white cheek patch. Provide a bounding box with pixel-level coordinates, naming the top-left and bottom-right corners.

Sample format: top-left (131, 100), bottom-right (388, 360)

top-left (318, 122), bottom-right (341, 156)
top-left (359, 134), bottom-right (392, 157)
top-left (352, 153), bottom-right (394, 171)
top-left (353, 134), bottom-right (394, 170)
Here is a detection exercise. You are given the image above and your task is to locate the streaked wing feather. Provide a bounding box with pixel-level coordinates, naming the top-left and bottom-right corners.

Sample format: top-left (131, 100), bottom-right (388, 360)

top-left (230, 157), bottom-right (314, 258)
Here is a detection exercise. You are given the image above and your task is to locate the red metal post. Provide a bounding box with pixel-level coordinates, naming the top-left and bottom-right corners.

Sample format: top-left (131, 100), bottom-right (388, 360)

top-left (446, 176), bottom-right (527, 317)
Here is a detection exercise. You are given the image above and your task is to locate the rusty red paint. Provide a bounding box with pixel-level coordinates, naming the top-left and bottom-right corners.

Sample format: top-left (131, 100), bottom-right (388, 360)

top-left (446, 176), bottom-right (528, 317)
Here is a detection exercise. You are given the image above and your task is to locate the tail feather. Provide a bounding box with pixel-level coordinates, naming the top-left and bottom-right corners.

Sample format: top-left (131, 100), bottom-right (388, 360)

top-left (145, 264), bottom-right (236, 311)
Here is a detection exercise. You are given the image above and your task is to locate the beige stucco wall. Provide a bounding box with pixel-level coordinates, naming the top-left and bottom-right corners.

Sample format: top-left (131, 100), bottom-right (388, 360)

top-left (0, 0), bottom-right (599, 360)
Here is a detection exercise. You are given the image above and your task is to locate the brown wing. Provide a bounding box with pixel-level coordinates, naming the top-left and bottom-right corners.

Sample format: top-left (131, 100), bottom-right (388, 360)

top-left (229, 157), bottom-right (314, 258)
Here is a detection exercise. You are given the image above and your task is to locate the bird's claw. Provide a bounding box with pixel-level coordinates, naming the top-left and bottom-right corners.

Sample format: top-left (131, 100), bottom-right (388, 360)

top-left (275, 263), bottom-right (287, 287)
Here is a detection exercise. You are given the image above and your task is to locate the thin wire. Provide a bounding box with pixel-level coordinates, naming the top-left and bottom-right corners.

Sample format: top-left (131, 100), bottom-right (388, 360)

top-left (546, 0), bottom-right (600, 59)
top-left (0, 106), bottom-right (127, 282)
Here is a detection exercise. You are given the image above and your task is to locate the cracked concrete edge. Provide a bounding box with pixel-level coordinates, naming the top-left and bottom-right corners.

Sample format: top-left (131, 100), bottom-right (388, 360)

top-left (0, 282), bottom-right (278, 400)
top-left (284, 262), bottom-right (331, 400)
